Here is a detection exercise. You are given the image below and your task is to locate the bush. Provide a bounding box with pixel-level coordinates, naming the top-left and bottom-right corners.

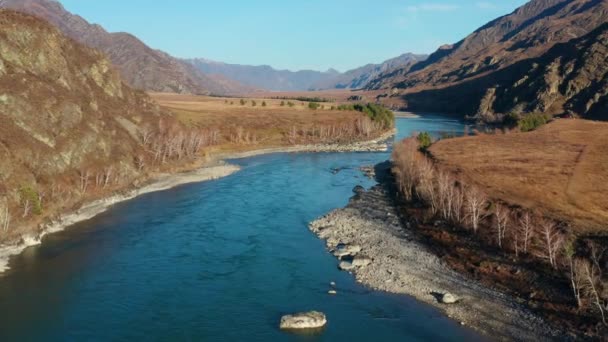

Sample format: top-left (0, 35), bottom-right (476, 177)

top-left (287, 101), bottom-right (295, 107)
top-left (280, 101), bottom-right (285, 106)
top-left (518, 113), bottom-right (552, 132)
top-left (240, 99), bottom-right (246, 106)
top-left (308, 102), bottom-right (320, 110)
top-left (417, 132), bottom-right (432, 150)
top-left (251, 100), bottom-right (257, 107)
top-left (19, 186), bottom-right (42, 215)
top-left (262, 101), bottom-right (267, 107)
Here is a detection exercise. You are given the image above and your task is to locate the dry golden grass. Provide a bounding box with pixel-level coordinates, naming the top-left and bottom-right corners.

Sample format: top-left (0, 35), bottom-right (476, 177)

top-left (149, 92), bottom-right (377, 151)
top-left (429, 119), bottom-right (608, 234)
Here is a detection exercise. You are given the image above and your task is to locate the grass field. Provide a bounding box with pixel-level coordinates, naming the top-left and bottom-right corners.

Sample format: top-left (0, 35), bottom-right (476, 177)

top-left (150, 92), bottom-right (385, 151)
top-left (429, 119), bottom-right (608, 233)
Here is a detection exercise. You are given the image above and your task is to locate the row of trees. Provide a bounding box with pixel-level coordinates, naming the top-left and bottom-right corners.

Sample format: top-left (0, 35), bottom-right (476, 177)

top-left (392, 137), bottom-right (607, 325)
top-left (285, 116), bottom-right (386, 145)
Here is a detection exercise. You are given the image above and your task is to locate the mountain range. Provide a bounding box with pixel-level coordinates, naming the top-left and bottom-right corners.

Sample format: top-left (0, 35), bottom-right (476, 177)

top-left (365, 0), bottom-right (608, 120)
top-left (186, 53), bottom-right (427, 91)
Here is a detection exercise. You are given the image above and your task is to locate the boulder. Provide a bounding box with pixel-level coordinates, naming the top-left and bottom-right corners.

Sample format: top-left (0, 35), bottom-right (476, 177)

top-left (333, 244), bottom-right (362, 258)
top-left (352, 255), bottom-right (372, 267)
top-left (280, 311), bottom-right (327, 330)
top-left (338, 261), bottom-right (355, 271)
top-left (441, 293), bottom-right (458, 304)
top-left (352, 185), bottom-right (365, 194)
top-left (328, 290), bottom-right (337, 295)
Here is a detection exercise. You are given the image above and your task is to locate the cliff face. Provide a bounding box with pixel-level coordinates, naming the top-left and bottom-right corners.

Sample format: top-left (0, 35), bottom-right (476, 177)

top-left (0, 0), bottom-right (249, 95)
top-left (0, 9), bottom-right (178, 237)
top-left (366, 0), bottom-right (608, 120)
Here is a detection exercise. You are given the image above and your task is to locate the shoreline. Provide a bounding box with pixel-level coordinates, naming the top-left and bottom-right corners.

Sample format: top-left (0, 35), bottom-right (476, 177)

top-left (0, 130), bottom-right (395, 274)
top-left (309, 165), bottom-right (562, 341)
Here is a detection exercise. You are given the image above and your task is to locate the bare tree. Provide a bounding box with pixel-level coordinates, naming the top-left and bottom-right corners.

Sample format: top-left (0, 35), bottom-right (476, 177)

top-left (0, 200), bottom-right (10, 232)
top-left (494, 203), bottom-right (509, 249)
top-left (588, 241), bottom-right (606, 278)
top-left (517, 211), bottom-right (534, 254)
top-left (564, 243), bottom-right (583, 308)
top-left (464, 187), bottom-right (486, 233)
top-left (537, 219), bottom-right (563, 269)
top-left (579, 259), bottom-right (607, 325)
top-left (79, 169), bottom-right (90, 194)
top-left (135, 155), bottom-right (146, 172)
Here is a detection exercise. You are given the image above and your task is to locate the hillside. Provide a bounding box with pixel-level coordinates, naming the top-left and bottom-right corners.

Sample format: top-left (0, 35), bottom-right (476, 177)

top-left (312, 53), bottom-right (427, 90)
top-left (0, 9), bottom-right (196, 241)
top-left (0, 0), bottom-right (250, 95)
top-left (402, 23), bottom-right (608, 121)
top-left (367, 0), bottom-right (608, 119)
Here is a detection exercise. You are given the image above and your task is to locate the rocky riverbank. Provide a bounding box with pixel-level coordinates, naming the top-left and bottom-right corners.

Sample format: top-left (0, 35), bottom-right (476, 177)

top-left (309, 163), bottom-right (563, 341)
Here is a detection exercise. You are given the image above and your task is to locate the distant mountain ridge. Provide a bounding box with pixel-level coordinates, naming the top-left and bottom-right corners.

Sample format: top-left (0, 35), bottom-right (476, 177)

top-left (186, 58), bottom-right (340, 91)
top-left (0, 0), bottom-right (252, 95)
top-left (311, 53), bottom-right (427, 90)
top-left (186, 53), bottom-right (427, 91)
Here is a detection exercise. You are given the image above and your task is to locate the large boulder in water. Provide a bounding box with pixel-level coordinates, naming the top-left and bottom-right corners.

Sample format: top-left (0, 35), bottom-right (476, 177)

top-left (441, 293), bottom-right (459, 304)
top-left (280, 311), bottom-right (327, 330)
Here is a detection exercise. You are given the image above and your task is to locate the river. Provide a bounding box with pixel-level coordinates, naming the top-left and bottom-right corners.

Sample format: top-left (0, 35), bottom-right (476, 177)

top-left (0, 115), bottom-right (481, 341)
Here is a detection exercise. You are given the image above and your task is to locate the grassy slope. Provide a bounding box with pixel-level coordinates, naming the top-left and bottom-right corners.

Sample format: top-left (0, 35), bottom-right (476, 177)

top-left (429, 119), bottom-right (608, 234)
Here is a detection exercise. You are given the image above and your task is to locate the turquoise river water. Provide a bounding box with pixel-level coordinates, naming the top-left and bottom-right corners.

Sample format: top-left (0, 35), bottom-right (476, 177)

top-left (0, 115), bottom-right (484, 341)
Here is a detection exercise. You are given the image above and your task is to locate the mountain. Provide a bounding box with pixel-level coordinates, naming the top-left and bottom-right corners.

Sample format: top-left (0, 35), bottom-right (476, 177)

top-left (0, 0), bottom-right (250, 95)
top-left (366, 0), bottom-right (608, 119)
top-left (0, 9), bottom-right (184, 236)
top-left (186, 59), bottom-right (341, 91)
top-left (312, 53), bottom-right (427, 90)
top-left (186, 53), bottom-right (426, 91)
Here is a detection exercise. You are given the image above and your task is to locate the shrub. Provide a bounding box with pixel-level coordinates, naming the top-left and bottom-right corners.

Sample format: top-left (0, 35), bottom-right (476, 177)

top-left (287, 101), bottom-right (295, 107)
top-left (251, 100), bottom-right (257, 107)
top-left (518, 113), bottom-right (552, 132)
top-left (308, 102), bottom-right (320, 110)
top-left (19, 186), bottom-right (42, 215)
top-left (280, 101), bottom-right (285, 106)
top-left (262, 101), bottom-right (267, 107)
top-left (240, 99), bottom-right (246, 106)
top-left (417, 132), bottom-right (432, 150)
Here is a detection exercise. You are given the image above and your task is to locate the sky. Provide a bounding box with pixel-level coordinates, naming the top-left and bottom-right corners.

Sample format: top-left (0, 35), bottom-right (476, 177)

top-left (59, 0), bottom-right (528, 72)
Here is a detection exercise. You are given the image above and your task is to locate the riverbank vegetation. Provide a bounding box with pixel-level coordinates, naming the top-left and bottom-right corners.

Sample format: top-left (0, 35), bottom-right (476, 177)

top-left (391, 119), bottom-right (608, 337)
top-left (151, 93), bottom-right (394, 150)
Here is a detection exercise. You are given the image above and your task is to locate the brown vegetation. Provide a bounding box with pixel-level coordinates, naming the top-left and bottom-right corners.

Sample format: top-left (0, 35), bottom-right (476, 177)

top-left (391, 126), bottom-right (608, 337)
top-left (151, 93), bottom-right (390, 152)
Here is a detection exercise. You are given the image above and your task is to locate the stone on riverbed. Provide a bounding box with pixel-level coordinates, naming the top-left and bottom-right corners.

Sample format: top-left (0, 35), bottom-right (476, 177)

top-left (352, 255), bottom-right (372, 267)
top-left (333, 244), bottom-right (361, 257)
top-left (280, 311), bottom-right (327, 330)
top-left (441, 293), bottom-right (459, 304)
top-left (339, 261), bottom-right (355, 271)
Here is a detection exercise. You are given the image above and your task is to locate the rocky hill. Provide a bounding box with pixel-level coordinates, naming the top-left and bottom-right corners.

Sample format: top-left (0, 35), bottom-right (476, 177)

top-left (366, 0), bottom-right (608, 119)
top-left (0, 9), bottom-right (199, 240)
top-left (312, 53), bottom-right (427, 90)
top-left (0, 0), bottom-right (250, 95)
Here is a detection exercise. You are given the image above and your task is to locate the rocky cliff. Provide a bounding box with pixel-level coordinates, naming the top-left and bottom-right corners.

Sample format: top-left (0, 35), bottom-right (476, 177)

top-left (0, 9), bottom-right (187, 240)
top-left (0, 0), bottom-right (250, 95)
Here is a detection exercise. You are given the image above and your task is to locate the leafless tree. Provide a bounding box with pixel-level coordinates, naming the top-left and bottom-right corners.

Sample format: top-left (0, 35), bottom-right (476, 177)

top-left (517, 211), bottom-right (534, 254)
top-left (588, 241), bottom-right (606, 278)
top-left (579, 259), bottom-right (607, 325)
top-left (494, 203), bottom-right (509, 249)
top-left (0, 200), bottom-right (10, 232)
top-left (79, 169), bottom-right (90, 194)
top-left (287, 126), bottom-right (298, 145)
top-left (21, 198), bottom-right (31, 218)
top-left (140, 126), bottom-right (154, 147)
top-left (135, 155), bottom-right (146, 172)
top-left (537, 219), bottom-right (563, 269)
top-left (564, 243), bottom-right (583, 308)
top-left (464, 187), bottom-right (486, 233)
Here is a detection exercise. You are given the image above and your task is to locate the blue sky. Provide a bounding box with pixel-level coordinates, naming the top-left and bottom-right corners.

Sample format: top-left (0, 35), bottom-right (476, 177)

top-left (60, 0), bottom-right (528, 72)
